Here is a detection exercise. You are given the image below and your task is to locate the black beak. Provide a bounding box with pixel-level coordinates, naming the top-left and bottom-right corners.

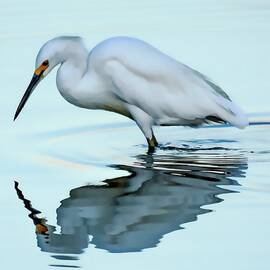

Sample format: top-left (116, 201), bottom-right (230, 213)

top-left (14, 73), bottom-right (42, 121)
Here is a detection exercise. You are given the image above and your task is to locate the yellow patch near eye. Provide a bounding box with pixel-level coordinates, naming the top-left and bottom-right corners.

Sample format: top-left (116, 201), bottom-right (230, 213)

top-left (34, 61), bottom-right (49, 76)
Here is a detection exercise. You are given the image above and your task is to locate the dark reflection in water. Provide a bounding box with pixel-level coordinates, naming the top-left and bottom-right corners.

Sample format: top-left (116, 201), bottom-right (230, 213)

top-left (15, 151), bottom-right (247, 257)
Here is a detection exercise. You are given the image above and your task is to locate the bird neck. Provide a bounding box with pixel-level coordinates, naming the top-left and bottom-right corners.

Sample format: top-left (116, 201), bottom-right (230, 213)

top-left (56, 53), bottom-right (88, 105)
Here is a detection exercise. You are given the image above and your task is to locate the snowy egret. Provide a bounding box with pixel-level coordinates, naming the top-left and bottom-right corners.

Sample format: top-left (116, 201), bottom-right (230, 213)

top-left (14, 36), bottom-right (248, 152)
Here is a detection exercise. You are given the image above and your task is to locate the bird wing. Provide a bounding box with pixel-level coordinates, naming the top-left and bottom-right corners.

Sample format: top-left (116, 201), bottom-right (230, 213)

top-left (187, 67), bottom-right (232, 101)
top-left (101, 38), bottom-right (248, 128)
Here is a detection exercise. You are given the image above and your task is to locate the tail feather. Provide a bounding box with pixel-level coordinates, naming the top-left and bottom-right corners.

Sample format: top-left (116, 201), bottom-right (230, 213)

top-left (212, 95), bottom-right (249, 129)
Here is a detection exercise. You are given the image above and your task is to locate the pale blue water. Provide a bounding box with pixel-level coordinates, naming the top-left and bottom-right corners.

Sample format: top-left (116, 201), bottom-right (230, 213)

top-left (1, 1), bottom-right (270, 269)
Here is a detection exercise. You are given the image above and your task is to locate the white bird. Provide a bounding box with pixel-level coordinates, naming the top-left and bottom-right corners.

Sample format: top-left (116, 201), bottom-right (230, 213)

top-left (14, 36), bottom-right (249, 152)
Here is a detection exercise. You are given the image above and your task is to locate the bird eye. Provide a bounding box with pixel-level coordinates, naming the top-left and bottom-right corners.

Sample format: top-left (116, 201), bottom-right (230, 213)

top-left (42, 60), bottom-right (49, 66)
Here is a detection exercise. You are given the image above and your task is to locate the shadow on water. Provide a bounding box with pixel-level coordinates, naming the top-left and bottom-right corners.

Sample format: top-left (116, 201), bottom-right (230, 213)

top-left (14, 149), bottom-right (247, 260)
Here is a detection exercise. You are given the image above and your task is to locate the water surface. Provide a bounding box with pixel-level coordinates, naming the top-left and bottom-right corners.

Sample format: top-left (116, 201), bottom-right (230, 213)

top-left (1, 1), bottom-right (270, 269)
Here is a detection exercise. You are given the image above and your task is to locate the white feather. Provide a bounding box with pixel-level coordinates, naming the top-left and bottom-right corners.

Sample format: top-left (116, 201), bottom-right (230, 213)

top-left (19, 36), bottom-right (249, 146)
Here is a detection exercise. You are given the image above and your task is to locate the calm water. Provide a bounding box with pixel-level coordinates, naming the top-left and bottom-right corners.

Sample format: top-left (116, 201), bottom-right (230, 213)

top-left (1, 1), bottom-right (270, 269)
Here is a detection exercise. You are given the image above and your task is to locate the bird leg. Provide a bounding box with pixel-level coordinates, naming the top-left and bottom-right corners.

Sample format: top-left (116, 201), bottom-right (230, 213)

top-left (147, 130), bottom-right (159, 154)
top-left (151, 131), bottom-right (159, 147)
top-left (125, 105), bottom-right (158, 153)
top-left (147, 137), bottom-right (156, 154)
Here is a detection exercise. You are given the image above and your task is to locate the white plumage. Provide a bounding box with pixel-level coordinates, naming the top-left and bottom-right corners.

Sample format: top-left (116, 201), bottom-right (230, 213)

top-left (15, 36), bottom-right (249, 152)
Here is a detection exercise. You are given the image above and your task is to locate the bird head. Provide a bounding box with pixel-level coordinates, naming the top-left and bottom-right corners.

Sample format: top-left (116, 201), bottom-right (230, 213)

top-left (14, 36), bottom-right (85, 121)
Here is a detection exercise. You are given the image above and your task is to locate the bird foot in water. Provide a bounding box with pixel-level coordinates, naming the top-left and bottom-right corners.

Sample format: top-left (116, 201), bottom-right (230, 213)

top-left (147, 137), bottom-right (158, 154)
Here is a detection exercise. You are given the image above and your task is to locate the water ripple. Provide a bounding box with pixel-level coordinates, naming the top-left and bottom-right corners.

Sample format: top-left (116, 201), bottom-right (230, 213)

top-left (15, 150), bottom-right (247, 256)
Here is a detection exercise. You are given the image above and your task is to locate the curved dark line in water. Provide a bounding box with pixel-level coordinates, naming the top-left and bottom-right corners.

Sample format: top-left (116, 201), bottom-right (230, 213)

top-left (159, 145), bottom-right (234, 151)
top-left (51, 255), bottom-right (79, 261)
top-left (248, 121), bottom-right (270, 126)
top-left (49, 265), bottom-right (80, 268)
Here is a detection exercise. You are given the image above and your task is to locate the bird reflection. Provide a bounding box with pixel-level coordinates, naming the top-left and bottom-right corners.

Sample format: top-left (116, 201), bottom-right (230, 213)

top-left (15, 151), bottom-right (247, 255)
